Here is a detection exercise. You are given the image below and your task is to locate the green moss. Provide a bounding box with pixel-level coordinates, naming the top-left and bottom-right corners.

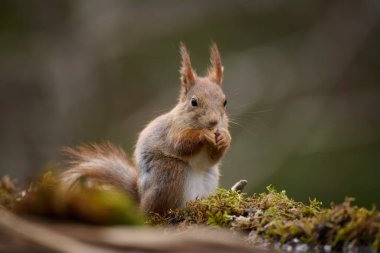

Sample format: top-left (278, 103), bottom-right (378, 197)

top-left (152, 186), bottom-right (379, 252)
top-left (14, 171), bottom-right (145, 226)
top-left (206, 210), bottom-right (230, 227)
top-left (0, 176), bottom-right (18, 209)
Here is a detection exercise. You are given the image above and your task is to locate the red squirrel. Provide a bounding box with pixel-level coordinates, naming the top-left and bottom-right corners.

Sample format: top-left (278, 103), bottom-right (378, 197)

top-left (61, 43), bottom-right (231, 214)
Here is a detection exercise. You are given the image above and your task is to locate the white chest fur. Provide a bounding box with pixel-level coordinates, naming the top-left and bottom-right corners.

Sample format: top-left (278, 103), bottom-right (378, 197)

top-left (183, 148), bottom-right (219, 203)
top-left (188, 147), bottom-right (212, 171)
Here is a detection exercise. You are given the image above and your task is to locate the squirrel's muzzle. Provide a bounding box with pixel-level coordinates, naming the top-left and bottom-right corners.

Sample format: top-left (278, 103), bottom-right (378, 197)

top-left (208, 120), bottom-right (218, 128)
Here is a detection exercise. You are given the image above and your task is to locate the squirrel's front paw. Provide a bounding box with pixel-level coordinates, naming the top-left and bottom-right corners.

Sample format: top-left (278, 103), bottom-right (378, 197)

top-left (201, 129), bottom-right (217, 147)
top-left (215, 129), bottom-right (231, 150)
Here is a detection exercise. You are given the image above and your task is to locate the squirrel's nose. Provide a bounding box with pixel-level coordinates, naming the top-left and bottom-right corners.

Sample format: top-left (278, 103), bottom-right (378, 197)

top-left (208, 120), bottom-right (218, 128)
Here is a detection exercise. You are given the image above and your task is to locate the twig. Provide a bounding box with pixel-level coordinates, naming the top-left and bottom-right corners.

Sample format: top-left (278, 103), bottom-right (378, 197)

top-left (231, 180), bottom-right (248, 192)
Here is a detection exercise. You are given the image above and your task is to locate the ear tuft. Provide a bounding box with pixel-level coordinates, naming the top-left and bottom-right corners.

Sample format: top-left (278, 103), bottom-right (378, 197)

top-left (207, 42), bottom-right (223, 85)
top-left (179, 42), bottom-right (196, 92)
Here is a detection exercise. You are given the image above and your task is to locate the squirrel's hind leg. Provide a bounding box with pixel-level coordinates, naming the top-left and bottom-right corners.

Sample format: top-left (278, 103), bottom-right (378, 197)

top-left (139, 157), bottom-right (186, 214)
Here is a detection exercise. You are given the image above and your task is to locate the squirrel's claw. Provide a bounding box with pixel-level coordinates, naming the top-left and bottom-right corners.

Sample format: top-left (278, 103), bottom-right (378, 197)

top-left (202, 129), bottom-right (217, 147)
top-left (215, 130), bottom-right (231, 150)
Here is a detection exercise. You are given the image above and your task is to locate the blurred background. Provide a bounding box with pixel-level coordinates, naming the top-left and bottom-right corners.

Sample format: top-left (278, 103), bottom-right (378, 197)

top-left (1, 0), bottom-right (379, 207)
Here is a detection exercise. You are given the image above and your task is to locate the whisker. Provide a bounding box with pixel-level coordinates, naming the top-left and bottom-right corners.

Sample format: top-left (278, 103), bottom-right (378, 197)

top-left (228, 108), bottom-right (272, 116)
top-left (229, 113), bottom-right (262, 118)
top-left (228, 101), bottom-right (260, 110)
top-left (152, 108), bottom-right (170, 114)
top-left (228, 119), bottom-right (257, 138)
top-left (230, 110), bottom-right (271, 134)
top-left (239, 109), bottom-right (273, 114)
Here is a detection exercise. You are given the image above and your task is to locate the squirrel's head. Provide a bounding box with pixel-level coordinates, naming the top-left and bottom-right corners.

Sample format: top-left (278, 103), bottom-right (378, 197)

top-left (176, 43), bottom-right (228, 130)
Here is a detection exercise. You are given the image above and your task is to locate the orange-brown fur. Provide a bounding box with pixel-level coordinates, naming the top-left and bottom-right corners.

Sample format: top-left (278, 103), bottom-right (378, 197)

top-left (170, 128), bottom-right (204, 157)
top-left (62, 143), bottom-right (139, 201)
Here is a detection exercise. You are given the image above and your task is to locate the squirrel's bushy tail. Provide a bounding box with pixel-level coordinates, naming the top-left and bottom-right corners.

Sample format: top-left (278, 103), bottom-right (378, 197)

top-left (60, 142), bottom-right (139, 201)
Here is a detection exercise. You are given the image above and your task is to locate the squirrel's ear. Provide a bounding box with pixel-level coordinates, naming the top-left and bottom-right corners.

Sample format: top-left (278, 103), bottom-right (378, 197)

top-left (207, 43), bottom-right (223, 85)
top-left (179, 42), bottom-right (196, 92)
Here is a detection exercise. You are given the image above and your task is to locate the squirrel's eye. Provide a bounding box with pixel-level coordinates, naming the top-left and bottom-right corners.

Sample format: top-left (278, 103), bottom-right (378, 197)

top-left (223, 99), bottom-right (227, 107)
top-left (191, 98), bottom-right (198, 107)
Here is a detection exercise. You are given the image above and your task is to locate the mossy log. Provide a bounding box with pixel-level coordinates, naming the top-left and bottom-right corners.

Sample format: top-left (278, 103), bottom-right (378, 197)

top-left (0, 209), bottom-right (258, 253)
top-left (0, 174), bottom-right (379, 253)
